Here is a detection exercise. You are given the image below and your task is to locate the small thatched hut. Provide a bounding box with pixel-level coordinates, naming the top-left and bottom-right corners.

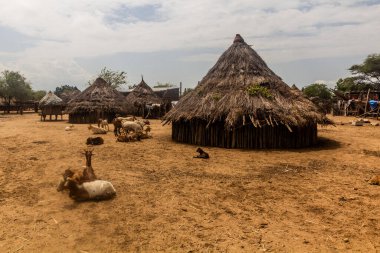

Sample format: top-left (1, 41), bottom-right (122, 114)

top-left (65, 78), bottom-right (127, 123)
top-left (125, 77), bottom-right (164, 118)
top-left (39, 91), bottom-right (65, 121)
top-left (163, 34), bottom-right (330, 149)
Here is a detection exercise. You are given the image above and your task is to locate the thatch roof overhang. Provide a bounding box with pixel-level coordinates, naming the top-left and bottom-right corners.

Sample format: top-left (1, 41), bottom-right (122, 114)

top-left (163, 34), bottom-right (331, 130)
top-left (65, 77), bottom-right (128, 114)
top-left (39, 91), bottom-right (64, 108)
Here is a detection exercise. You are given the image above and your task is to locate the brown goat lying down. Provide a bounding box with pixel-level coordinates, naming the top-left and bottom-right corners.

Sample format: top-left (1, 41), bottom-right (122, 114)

top-left (57, 149), bottom-right (116, 201)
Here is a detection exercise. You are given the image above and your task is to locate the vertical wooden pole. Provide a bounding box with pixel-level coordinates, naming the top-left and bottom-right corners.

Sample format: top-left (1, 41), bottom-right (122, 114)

top-left (365, 88), bottom-right (371, 114)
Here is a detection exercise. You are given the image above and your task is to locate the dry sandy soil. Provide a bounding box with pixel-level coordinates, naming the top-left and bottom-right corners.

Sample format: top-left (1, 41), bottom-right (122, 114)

top-left (0, 113), bottom-right (379, 253)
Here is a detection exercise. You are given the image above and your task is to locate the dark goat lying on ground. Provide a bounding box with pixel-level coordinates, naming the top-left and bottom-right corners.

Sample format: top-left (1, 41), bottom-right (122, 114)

top-left (86, 136), bottom-right (104, 145)
top-left (193, 147), bottom-right (209, 159)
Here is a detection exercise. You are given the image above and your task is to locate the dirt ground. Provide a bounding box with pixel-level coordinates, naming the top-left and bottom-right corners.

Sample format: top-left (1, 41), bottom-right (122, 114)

top-left (0, 113), bottom-right (379, 253)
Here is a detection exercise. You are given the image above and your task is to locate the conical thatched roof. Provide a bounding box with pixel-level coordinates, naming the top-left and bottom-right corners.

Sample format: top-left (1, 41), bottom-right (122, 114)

top-left (126, 77), bottom-right (163, 108)
top-left (39, 91), bottom-right (64, 107)
top-left (164, 34), bottom-right (329, 128)
top-left (291, 84), bottom-right (299, 90)
top-left (65, 77), bottom-right (127, 114)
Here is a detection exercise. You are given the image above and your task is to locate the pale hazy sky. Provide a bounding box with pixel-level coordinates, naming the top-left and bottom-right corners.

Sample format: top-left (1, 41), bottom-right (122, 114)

top-left (0, 0), bottom-right (379, 91)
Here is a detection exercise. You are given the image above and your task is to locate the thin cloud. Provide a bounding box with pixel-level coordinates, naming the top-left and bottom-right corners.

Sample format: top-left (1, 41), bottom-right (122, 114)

top-left (0, 0), bottom-right (378, 90)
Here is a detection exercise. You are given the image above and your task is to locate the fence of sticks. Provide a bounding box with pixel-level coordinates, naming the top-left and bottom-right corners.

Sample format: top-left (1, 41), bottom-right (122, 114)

top-left (172, 119), bottom-right (317, 149)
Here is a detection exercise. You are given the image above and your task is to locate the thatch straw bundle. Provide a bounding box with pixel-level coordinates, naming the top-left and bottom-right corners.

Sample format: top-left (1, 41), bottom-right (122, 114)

top-left (163, 34), bottom-right (330, 148)
top-left (65, 78), bottom-right (127, 123)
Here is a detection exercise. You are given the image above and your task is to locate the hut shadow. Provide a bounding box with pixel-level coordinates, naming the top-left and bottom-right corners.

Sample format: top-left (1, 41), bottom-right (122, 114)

top-left (234, 136), bottom-right (341, 153)
top-left (38, 119), bottom-right (67, 122)
top-left (291, 137), bottom-right (342, 152)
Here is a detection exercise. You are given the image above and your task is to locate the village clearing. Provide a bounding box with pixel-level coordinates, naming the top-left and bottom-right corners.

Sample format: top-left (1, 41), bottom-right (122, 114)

top-left (0, 113), bottom-right (379, 252)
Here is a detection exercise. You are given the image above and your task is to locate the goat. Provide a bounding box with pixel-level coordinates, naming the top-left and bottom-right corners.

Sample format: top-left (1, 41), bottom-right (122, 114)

top-left (193, 147), bottom-right (210, 159)
top-left (121, 121), bottom-right (143, 134)
top-left (116, 131), bottom-right (142, 142)
top-left (86, 136), bottom-right (104, 145)
top-left (57, 149), bottom-right (97, 192)
top-left (117, 116), bottom-right (136, 121)
top-left (88, 124), bottom-right (107, 134)
top-left (57, 168), bottom-right (83, 192)
top-left (83, 149), bottom-right (97, 181)
top-left (112, 116), bottom-right (136, 136)
top-left (65, 125), bottom-right (74, 131)
top-left (135, 119), bottom-right (150, 128)
top-left (65, 178), bottom-right (116, 201)
top-left (97, 119), bottom-right (109, 131)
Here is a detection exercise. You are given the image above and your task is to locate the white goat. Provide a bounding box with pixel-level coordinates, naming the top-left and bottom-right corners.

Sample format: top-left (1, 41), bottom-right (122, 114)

top-left (65, 125), bottom-right (74, 131)
top-left (65, 178), bottom-right (116, 201)
top-left (88, 124), bottom-right (107, 134)
top-left (97, 119), bottom-right (109, 131)
top-left (117, 116), bottom-right (135, 122)
top-left (121, 121), bottom-right (143, 133)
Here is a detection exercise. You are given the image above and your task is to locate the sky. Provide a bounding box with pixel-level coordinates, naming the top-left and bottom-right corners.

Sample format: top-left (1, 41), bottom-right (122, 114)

top-left (0, 0), bottom-right (379, 92)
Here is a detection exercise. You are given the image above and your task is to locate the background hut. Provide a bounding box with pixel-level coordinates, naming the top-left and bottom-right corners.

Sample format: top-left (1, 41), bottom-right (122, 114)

top-left (163, 34), bottom-right (329, 149)
top-left (57, 89), bottom-right (81, 104)
top-left (39, 91), bottom-right (65, 121)
top-left (125, 78), bottom-right (164, 118)
top-left (65, 78), bottom-right (127, 123)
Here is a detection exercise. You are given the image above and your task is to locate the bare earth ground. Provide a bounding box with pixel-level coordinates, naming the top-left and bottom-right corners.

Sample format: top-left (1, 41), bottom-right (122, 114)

top-left (0, 113), bottom-right (379, 253)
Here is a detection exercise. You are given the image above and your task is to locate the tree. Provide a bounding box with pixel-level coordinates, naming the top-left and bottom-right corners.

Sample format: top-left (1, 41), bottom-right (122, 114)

top-left (89, 67), bottom-right (127, 89)
top-left (33, 90), bottom-right (47, 100)
top-left (128, 84), bottom-right (137, 90)
top-left (54, 85), bottom-right (79, 97)
top-left (349, 54), bottom-right (380, 84)
top-left (334, 54), bottom-right (380, 92)
top-left (335, 77), bottom-right (371, 92)
top-left (154, 82), bottom-right (175, 88)
top-left (302, 83), bottom-right (332, 100)
top-left (0, 70), bottom-right (33, 104)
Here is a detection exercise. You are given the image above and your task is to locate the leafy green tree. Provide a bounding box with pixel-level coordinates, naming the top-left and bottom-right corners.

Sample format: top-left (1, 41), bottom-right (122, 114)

top-left (89, 67), bottom-right (127, 89)
top-left (32, 90), bottom-right (47, 100)
top-left (54, 85), bottom-right (79, 97)
top-left (336, 54), bottom-right (380, 92)
top-left (349, 54), bottom-right (380, 84)
top-left (335, 77), bottom-right (372, 92)
top-left (302, 83), bottom-right (332, 100)
top-left (0, 70), bottom-right (33, 104)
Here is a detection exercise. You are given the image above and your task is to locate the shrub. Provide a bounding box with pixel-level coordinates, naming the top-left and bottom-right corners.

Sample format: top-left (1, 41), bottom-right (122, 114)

top-left (247, 84), bottom-right (273, 99)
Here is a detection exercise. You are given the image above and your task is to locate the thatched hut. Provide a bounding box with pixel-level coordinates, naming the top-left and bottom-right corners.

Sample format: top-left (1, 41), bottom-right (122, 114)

top-left (125, 77), bottom-right (164, 118)
top-left (57, 89), bottom-right (81, 104)
top-left (65, 78), bottom-right (127, 123)
top-left (39, 91), bottom-right (65, 121)
top-left (163, 34), bottom-right (329, 149)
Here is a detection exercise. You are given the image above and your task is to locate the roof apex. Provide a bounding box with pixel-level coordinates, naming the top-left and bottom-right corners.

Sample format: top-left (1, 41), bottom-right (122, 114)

top-left (233, 34), bottom-right (245, 43)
